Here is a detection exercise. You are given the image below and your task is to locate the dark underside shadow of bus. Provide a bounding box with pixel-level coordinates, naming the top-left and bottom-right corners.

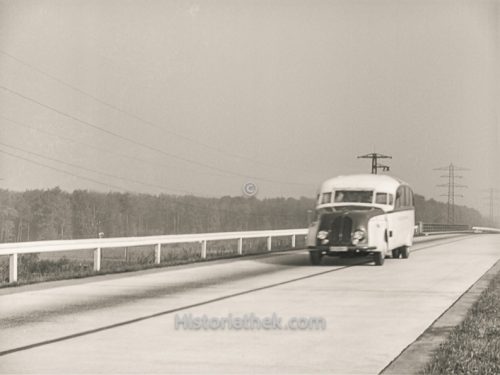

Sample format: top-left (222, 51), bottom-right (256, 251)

top-left (255, 251), bottom-right (375, 267)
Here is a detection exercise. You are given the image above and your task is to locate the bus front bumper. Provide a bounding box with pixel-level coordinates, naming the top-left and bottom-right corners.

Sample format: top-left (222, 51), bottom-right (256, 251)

top-left (308, 245), bottom-right (377, 256)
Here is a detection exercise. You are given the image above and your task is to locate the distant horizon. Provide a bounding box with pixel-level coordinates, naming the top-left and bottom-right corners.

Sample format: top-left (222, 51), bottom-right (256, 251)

top-left (0, 182), bottom-right (488, 215)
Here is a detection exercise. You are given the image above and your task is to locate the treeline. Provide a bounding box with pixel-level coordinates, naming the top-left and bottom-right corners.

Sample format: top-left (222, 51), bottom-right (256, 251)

top-left (0, 188), bottom-right (314, 242)
top-left (0, 188), bottom-right (488, 243)
top-left (413, 194), bottom-right (487, 227)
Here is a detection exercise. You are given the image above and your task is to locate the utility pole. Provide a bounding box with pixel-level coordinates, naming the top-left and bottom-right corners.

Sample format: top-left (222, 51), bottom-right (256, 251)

top-left (357, 153), bottom-right (392, 174)
top-left (434, 163), bottom-right (468, 224)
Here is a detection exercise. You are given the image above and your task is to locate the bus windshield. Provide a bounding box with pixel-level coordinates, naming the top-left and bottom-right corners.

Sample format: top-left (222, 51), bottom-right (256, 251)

top-left (334, 190), bottom-right (373, 204)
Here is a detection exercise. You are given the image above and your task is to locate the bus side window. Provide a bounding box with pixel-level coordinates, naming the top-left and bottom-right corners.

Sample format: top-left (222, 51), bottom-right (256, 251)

top-left (375, 193), bottom-right (387, 204)
top-left (406, 187), bottom-right (412, 207)
top-left (388, 194), bottom-right (394, 205)
top-left (408, 188), bottom-right (414, 206)
top-left (400, 186), bottom-right (413, 207)
top-left (395, 188), bottom-right (402, 208)
top-left (321, 192), bottom-right (332, 204)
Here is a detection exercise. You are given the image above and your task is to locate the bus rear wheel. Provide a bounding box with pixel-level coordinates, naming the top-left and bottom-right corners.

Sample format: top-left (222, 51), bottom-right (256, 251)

top-left (401, 246), bottom-right (410, 259)
top-left (373, 252), bottom-right (385, 266)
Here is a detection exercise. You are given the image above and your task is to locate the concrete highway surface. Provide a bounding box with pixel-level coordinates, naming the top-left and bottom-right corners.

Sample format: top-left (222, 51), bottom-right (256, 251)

top-left (0, 234), bottom-right (499, 374)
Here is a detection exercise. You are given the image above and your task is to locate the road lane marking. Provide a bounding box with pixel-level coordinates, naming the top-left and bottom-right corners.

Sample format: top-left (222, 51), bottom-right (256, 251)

top-left (0, 235), bottom-right (475, 357)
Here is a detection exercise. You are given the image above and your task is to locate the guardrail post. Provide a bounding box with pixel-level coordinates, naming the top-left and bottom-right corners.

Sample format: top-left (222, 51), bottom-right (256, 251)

top-left (418, 222), bottom-right (424, 234)
top-left (201, 240), bottom-right (207, 259)
top-left (9, 253), bottom-right (17, 283)
top-left (155, 243), bottom-right (161, 264)
top-left (291, 234), bottom-right (296, 248)
top-left (237, 238), bottom-right (243, 255)
top-left (267, 236), bottom-right (272, 251)
top-left (94, 248), bottom-right (101, 271)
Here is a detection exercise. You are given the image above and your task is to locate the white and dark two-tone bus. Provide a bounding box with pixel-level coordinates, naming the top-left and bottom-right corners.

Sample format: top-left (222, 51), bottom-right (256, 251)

top-left (307, 174), bottom-right (415, 266)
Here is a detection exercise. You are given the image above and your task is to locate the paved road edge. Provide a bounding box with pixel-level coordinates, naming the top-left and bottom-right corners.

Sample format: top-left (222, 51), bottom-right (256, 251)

top-left (380, 257), bottom-right (500, 375)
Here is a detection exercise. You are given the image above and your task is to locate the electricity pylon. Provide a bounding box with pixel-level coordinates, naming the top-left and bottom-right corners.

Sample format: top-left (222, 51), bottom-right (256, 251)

top-left (483, 188), bottom-right (500, 225)
top-left (434, 163), bottom-right (468, 224)
top-left (357, 153), bottom-right (392, 174)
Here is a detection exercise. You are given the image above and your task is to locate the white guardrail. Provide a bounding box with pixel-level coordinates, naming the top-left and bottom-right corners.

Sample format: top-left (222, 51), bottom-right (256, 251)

top-left (1, 225), bottom-right (498, 284)
top-left (472, 226), bottom-right (500, 234)
top-left (0, 229), bottom-right (308, 283)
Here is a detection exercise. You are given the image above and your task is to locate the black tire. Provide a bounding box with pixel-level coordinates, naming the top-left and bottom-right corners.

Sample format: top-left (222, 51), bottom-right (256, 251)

top-left (309, 251), bottom-right (323, 265)
top-left (401, 246), bottom-right (410, 259)
top-left (392, 248), bottom-right (400, 259)
top-left (374, 252), bottom-right (385, 266)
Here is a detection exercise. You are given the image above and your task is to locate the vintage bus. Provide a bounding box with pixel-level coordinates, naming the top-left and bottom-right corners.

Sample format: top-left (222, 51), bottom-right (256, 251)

top-left (307, 174), bottom-right (415, 266)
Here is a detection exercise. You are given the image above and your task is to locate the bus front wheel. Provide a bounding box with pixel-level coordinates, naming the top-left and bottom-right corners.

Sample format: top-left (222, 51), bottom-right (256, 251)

top-left (309, 251), bottom-right (323, 265)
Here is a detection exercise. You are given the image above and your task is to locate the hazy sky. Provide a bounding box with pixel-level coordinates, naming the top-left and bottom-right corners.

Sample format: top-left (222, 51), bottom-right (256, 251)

top-left (0, 0), bottom-right (498, 214)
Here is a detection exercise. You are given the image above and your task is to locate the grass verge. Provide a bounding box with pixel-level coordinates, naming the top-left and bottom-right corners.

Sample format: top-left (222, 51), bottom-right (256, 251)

top-left (421, 269), bottom-right (500, 375)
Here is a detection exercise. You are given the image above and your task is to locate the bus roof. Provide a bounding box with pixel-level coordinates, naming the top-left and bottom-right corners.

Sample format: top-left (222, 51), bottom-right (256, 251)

top-left (319, 174), bottom-right (408, 193)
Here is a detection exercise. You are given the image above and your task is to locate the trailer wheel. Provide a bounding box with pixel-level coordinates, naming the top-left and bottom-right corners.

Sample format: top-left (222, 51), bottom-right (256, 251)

top-left (309, 251), bottom-right (322, 265)
top-left (401, 246), bottom-right (410, 259)
top-left (392, 248), bottom-right (400, 259)
top-left (374, 252), bottom-right (385, 266)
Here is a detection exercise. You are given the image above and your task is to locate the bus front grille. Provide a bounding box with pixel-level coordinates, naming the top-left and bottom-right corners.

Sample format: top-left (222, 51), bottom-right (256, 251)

top-left (330, 216), bottom-right (353, 245)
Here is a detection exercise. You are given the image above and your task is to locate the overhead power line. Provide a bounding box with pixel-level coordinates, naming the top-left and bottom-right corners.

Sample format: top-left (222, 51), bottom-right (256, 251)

top-left (0, 49), bottom-right (318, 178)
top-left (0, 141), bottom-right (198, 195)
top-left (0, 84), bottom-right (311, 187)
top-left (0, 114), bottom-right (245, 182)
top-left (0, 147), bottom-right (303, 219)
top-left (0, 148), bottom-right (126, 192)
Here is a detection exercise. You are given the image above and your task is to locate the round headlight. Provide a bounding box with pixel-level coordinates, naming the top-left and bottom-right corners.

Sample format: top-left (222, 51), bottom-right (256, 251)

top-left (317, 230), bottom-right (329, 240)
top-left (351, 229), bottom-right (366, 245)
